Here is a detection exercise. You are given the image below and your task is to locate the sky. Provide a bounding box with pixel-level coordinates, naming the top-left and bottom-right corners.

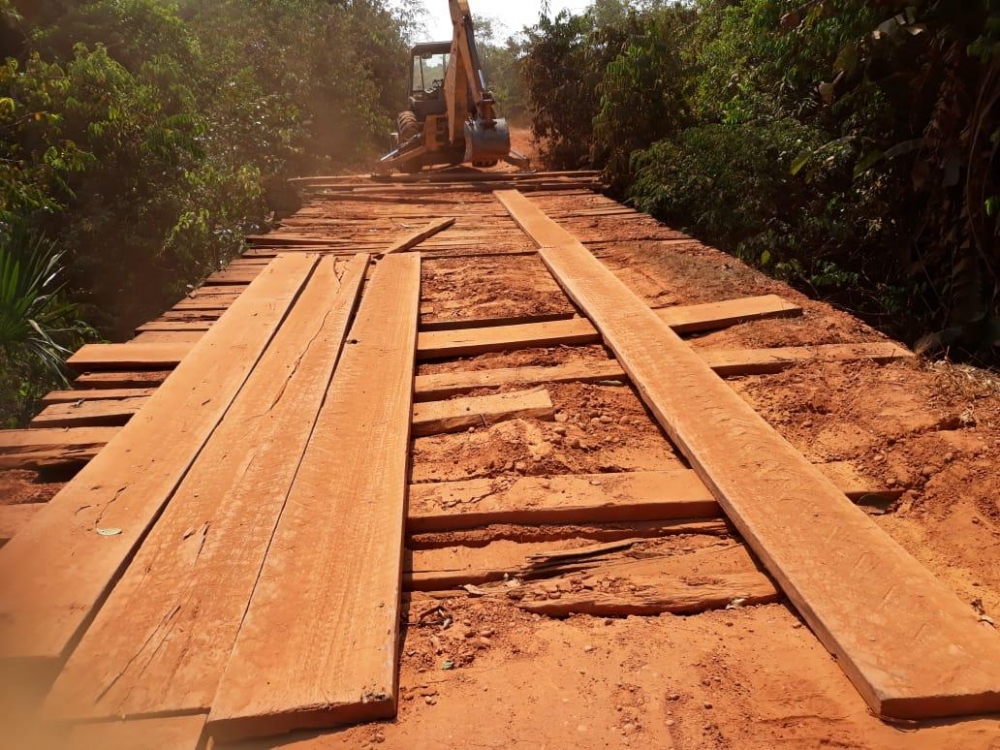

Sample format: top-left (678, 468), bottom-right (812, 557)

top-left (415, 0), bottom-right (595, 41)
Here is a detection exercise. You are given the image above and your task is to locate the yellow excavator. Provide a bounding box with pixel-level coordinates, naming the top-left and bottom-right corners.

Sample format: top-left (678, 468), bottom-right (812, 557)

top-left (378, 0), bottom-right (530, 173)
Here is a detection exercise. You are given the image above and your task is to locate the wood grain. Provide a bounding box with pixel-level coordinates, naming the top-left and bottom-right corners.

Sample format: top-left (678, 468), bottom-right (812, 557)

top-left (0, 254), bottom-right (316, 665)
top-left (412, 387), bottom-right (555, 437)
top-left (208, 253), bottom-right (420, 741)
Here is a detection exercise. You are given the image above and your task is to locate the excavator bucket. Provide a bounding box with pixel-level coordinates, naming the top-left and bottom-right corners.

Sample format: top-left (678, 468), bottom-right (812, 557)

top-left (464, 118), bottom-right (511, 164)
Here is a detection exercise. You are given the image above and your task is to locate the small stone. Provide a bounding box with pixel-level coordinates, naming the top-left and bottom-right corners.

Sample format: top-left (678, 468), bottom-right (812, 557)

top-left (590, 417), bottom-right (602, 428)
top-left (703, 701), bottom-right (713, 710)
top-left (665, 719), bottom-right (675, 727)
top-left (569, 437), bottom-right (582, 449)
top-left (583, 644), bottom-right (595, 653)
top-left (972, 516), bottom-right (981, 525)
top-left (480, 627), bottom-right (495, 637)
top-left (553, 425), bottom-right (568, 435)
top-left (375, 733), bottom-right (386, 744)
top-left (577, 724), bottom-right (588, 733)
top-left (599, 415), bottom-right (613, 424)
top-left (944, 452), bottom-right (955, 462)
top-left (668, 693), bottom-right (680, 701)
top-left (424, 696), bottom-right (436, 705)
top-left (603, 618), bottom-right (614, 626)
top-left (464, 629), bottom-right (476, 639)
top-left (622, 723), bottom-right (636, 735)
top-left (555, 412), bottom-right (568, 423)
top-left (921, 465), bottom-right (934, 478)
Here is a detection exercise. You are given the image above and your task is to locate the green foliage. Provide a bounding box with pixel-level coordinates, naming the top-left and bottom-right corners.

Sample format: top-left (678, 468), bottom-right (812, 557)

top-left (0, 0), bottom-right (414, 423)
top-left (523, 0), bottom-right (1000, 362)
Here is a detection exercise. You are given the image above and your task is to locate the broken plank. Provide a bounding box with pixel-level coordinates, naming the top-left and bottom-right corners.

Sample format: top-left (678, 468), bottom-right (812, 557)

top-left (73, 371), bottom-right (171, 388)
top-left (66, 715), bottom-right (206, 750)
top-left (40, 388), bottom-right (157, 405)
top-left (412, 387), bottom-right (555, 437)
top-left (517, 571), bottom-right (779, 617)
top-left (417, 318), bottom-right (598, 359)
top-left (207, 253), bottom-right (420, 741)
top-left (496, 188), bottom-right (1000, 721)
top-left (66, 342), bottom-right (193, 372)
top-left (657, 294), bottom-right (801, 333)
top-left (45, 256), bottom-right (369, 722)
top-left (383, 217), bottom-right (455, 254)
top-left (0, 254), bottom-right (317, 666)
top-left (30, 397), bottom-right (146, 429)
top-left (0, 504), bottom-right (44, 545)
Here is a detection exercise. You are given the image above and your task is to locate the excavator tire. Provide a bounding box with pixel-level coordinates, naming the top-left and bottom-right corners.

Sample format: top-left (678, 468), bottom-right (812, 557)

top-left (397, 111), bottom-right (420, 143)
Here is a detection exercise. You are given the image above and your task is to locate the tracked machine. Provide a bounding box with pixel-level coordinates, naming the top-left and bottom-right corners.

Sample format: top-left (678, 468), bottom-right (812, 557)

top-left (379, 0), bottom-right (530, 173)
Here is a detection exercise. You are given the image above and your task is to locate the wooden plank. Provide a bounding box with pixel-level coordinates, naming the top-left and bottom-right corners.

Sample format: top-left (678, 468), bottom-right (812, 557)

top-left (0, 427), bottom-right (120, 470)
top-left (417, 318), bottom-right (598, 359)
top-left (0, 504), bottom-right (44, 544)
top-left (74, 371), bottom-right (171, 388)
top-left (496, 189), bottom-right (1000, 720)
top-left (45, 256), bottom-right (369, 722)
top-left (207, 254), bottom-right (420, 741)
top-left (0, 254), bottom-right (317, 666)
top-left (383, 217), bottom-right (455, 254)
top-left (419, 311), bottom-right (575, 332)
top-left (66, 715), bottom-right (206, 750)
top-left (135, 321), bottom-right (212, 333)
top-left (413, 343), bottom-right (912, 400)
top-left (407, 468), bottom-right (900, 533)
top-left (416, 360), bottom-right (624, 401)
top-left (517, 571), bottom-right (779, 617)
top-left (40, 388), bottom-right (157, 405)
top-left (702, 342), bottom-right (912, 375)
top-left (131, 330), bottom-right (205, 344)
top-left (408, 471), bottom-right (715, 532)
top-left (412, 387), bottom-right (555, 437)
top-left (66, 342), bottom-right (193, 372)
top-left (30, 397), bottom-right (146, 428)
top-left (657, 294), bottom-right (801, 333)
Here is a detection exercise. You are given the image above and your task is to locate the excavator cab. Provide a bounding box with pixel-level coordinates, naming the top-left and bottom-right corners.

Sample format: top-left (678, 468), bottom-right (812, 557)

top-left (379, 0), bottom-right (529, 174)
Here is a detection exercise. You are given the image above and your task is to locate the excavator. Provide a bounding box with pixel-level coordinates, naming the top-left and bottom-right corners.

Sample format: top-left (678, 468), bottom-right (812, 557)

top-left (378, 0), bottom-right (530, 173)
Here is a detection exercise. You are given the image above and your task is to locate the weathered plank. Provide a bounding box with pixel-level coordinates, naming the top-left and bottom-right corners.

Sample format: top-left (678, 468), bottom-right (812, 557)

top-left (496, 188), bottom-right (1000, 720)
top-left (0, 427), bottom-right (120, 470)
top-left (40, 388), bottom-right (157, 405)
top-left (413, 343), bottom-right (913, 400)
top-left (73, 371), bottom-right (171, 388)
top-left (0, 504), bottom-right (43, 544)
top-left (45, 256), bottom-right (368, 722)
top-left (408, 471), bottom-right (716, 532)
top-left (0, 254), bottom-right (316, 665)
top-left (417, 318), bottom-right (598, 359)
top-left (657, 294), bottom-right (801, 333)
top-left (134, 321), bottom-right (212, 333)
top-left (66, 342), bottom-right (193, 372)
top-left (517, 572), bottom-right (780, 617)
top-left (207, 254), bottom-right (420, 741)
top-left (66, 715), bottom-right (206, 750)
top-left (407, 467), bottom-right (899, 533)
top-left (131, 330), bottom-right (206, 344)
top-left (383, 217), bottom-right (455, 254)
top-left (419, 311), bottom-right (576, 332)
top-left (412, 387), bottom-right (555, 437)
top-left (30, 396), bottom-right (146, 428)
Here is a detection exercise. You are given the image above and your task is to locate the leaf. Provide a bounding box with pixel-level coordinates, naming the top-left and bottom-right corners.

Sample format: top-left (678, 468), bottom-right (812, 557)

top-left (790, 149), bottom-right (813, 176)
top-left (853, 150), bottom-right (885, 179)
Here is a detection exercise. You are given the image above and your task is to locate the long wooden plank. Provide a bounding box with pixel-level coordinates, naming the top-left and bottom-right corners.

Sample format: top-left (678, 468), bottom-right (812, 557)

top-left (412, 387), bottom-right (554, 437)
top-left (66, 342), bottom-right (193, 371)
top-left (417, 318), bottom-right (598, 359)
top-left (408, 471), bottom-right (715, 532)
top-left (0, 504), bottom-right (44, 544)
top-left (207, 254), bottom-right (420, 741)
top-left (413, 343), bottom-right (912, 400)
top-left (73, 370), bottom-right (171, 388)
top-left (496, 189), bottom-right (1000, 720)
top-left (0, 254), bottom-right (317, 665)
top-left (131, 330), bottom-right (205, 344)
top-left (657, 294), bottom-right (801, 333)
top-left (45, 256), bottom-right (369, 722)
top-left (66, 715), bottom-right (206, 750)
top-left (30, 397), bottom-right (146, 428)
top-left (407, 468), bottom-right (900, 533)
top-left (135, 321), bottom-right (212, 333)
top-left (383, 217), bottom-right (455, 254)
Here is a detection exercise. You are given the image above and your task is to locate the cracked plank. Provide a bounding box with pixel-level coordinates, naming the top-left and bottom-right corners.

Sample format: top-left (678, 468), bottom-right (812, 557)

top-left (44, 255), bottom-right (368, 722)
top-left (207, 254), bottom-right (420, 742)
top-left (0, 254), bottom-right (317, 667)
